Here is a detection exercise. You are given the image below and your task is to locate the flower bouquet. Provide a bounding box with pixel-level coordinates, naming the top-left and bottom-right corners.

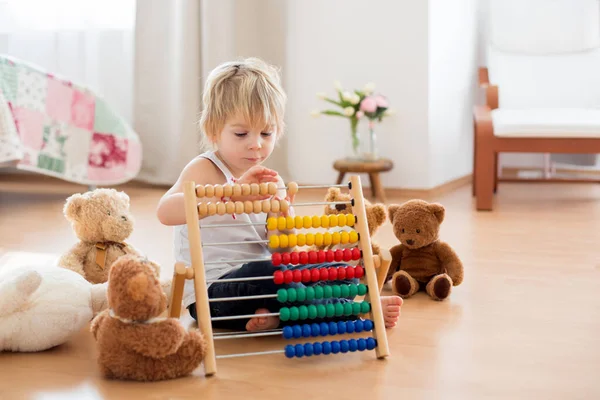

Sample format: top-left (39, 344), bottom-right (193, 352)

top-left (312, 81), bottom-right (393, 159)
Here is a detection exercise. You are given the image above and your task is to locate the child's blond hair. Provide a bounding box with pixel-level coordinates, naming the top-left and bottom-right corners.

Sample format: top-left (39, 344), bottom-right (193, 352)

top-left (199, 57), bottom-right (286, 149)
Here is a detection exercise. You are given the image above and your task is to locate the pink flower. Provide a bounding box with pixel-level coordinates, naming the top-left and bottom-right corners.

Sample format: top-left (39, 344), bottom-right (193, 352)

top-left (360, 96), bottom-right (377, 113)
top-left (356, 111), bottom-right (364, 119)
top-left (374, 95), bottom-right (388, 108)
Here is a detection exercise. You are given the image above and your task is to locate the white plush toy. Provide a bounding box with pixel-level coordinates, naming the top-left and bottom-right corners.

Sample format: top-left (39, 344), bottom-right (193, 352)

top-left (0, 263), bottom-right (108, 352)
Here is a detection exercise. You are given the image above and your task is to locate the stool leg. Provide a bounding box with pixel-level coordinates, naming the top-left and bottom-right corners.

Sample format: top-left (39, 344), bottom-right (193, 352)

top-left (336, 172), bottom-right (346, 185)
top-left (370, 173), bottom-right (386, 203)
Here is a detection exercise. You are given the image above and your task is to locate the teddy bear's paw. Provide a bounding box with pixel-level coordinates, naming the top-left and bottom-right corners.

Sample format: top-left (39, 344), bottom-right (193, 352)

top-left (391, 270), bottom-right (419, 298)
top-left (426, 274), bottom-right (453, 301)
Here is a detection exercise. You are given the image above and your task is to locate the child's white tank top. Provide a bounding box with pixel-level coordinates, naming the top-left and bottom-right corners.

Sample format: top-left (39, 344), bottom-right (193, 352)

top-left (173, 150), bottom-right (271, 307)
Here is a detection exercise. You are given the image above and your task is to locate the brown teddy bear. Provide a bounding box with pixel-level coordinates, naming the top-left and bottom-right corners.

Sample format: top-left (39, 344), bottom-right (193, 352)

top-left (58, 188), bottom-right (159, 284)
top-left (90, 255), bottom-right (206, 381)
top-left (387, 199), bottom-right (464, 301)
top-left (321, 187), bottom-right (386, 256)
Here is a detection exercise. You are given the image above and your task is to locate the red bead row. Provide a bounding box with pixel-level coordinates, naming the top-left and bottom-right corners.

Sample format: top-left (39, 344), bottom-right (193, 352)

top-left (273, 266), bottom-right (365, 285)
top-left (271, 248), bottom-right (361, 266)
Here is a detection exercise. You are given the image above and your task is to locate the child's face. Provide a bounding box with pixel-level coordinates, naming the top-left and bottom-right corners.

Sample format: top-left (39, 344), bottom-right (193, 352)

top-left (214, 117), bottom-right (276, 175)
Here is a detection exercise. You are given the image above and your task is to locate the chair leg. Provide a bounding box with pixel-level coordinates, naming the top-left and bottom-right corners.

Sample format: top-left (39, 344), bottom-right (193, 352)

top-left (475, 137), bottom-right (495, 211)
top-left (472, 118), bottom-right (477, 196)
top-left (336, 172), bottom-right (345, 185)
top-left (494, 152), bottom-right (498, 193)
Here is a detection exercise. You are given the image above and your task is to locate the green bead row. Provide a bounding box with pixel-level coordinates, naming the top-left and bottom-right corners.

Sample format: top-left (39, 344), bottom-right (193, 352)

top-left (276, 284), bottom-right (367, 303)
top-left (279, 301), bottom-right (371, 322)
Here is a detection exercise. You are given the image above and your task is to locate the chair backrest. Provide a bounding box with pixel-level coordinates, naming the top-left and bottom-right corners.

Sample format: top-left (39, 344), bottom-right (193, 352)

top-left (487, 0), bottom-right (600, 109)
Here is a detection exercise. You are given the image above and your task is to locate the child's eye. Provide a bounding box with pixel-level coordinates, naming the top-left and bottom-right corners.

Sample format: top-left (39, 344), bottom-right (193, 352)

top-left (261, 132), bottom-right (273, 137)
top-left (234, 132), bottom-right (247, 137)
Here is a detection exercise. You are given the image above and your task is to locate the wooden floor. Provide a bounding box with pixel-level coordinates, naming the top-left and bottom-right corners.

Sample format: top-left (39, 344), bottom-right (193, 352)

top-left (1, 175), bottom-right (600, 399)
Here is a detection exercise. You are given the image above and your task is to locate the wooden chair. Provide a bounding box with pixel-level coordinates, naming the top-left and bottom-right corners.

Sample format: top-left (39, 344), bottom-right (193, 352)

top-left (473, 0), bottom-right (600, 211)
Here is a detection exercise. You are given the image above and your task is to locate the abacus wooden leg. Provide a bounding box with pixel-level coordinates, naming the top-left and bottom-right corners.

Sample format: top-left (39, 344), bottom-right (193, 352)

top-left (183, 181), bottom-right (217, 376)
top-left (169, 262), bottom-right (187, 318)
top-left (349, 175), bottom-right (390, 359)
top-left (376, 248), bottom-right (392, 293)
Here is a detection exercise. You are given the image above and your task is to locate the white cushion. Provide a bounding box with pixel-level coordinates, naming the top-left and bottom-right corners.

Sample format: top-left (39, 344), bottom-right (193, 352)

top-left (489, 0), bottom-right (600, 54)
top-left (491, 108), bottom-right (600, 138)
top-left (488, 46), bottom-right (600, 109)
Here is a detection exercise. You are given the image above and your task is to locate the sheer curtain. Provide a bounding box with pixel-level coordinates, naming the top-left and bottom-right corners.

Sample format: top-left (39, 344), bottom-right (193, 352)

top-left (0, 0), bottom-right (136, 124)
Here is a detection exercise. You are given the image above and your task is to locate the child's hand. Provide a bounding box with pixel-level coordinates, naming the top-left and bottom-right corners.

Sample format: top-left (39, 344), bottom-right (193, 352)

top-left (231, 166), bottom-right (279, 202)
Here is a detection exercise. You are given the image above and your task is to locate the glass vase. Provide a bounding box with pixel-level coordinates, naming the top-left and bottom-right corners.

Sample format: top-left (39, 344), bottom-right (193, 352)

top-left (362, 121), bottom-right (378, 161)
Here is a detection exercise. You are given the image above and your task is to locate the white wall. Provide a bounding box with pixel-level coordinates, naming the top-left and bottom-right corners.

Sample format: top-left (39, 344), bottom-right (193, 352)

top-left (428, 0), bottom-right (478, 187)
top-left (285, 0), bottom-right (430, 189)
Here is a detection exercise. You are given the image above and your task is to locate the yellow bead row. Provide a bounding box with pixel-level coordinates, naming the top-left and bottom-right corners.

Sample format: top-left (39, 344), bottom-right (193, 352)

top-left (268, 231), bottom-right (359, 248)
top-left (266, 214), bottom-right (355, 231)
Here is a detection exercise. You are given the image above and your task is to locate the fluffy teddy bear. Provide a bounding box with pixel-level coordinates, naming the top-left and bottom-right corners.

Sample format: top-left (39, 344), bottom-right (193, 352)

top-left (387, 199), bottom-right (464, 301)
top-left (58, 188), bottom-right (159, 284)
top-left (91, 255), bottom-right (206, 381)
top-left (321, 187), bottom-right (386, 256)
top-left (0, 263), bottom-right (108, 352)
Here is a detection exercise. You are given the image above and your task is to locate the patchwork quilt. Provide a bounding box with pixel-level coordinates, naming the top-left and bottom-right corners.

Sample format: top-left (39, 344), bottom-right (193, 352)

top-left (0, 54), bottom-right (141, 185)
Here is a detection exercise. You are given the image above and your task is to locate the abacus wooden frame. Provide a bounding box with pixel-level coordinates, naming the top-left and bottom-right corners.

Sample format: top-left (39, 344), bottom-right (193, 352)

top-left (168, 175), bottom-right (390, 377)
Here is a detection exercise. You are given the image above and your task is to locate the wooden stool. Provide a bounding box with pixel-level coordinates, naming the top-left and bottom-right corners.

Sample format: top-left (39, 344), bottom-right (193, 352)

top-left (333, 158), bottom-right (394, 203)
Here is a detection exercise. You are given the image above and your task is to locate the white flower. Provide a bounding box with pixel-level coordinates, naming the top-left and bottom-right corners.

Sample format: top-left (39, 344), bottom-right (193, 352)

top-left (310, 110), bottom-right (321, 118)
top-left (364, 82), bottom-right (375, 94)
top-left (384, 108), bottom-right (396, 116)
top-left (342, 91), bottom-right (353, 102)
top-left (333, 80), bottom-right (343, 91)
top-left (316, 92), bottom-right (327, 100)
top-left (350, 93), bottom-right (360, 105)
top-left (343, 106), bottom-right (355, 117)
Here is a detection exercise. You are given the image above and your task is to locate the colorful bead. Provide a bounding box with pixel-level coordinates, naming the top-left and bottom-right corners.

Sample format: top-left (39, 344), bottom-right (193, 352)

top-left (338, 214), bottom-right (346, 227)
top-left (347, 214), bottom-right (355, 226)
top-left (286, 216), bottom-right (294, 229)
top-left (308, 251), bottom-right (317, 264)
top-left (293, 270), bottom-right (302, 283)
top-left (314, 286), bottom-right (324, 300)
top-left (322, 341), bottom-right (332, 355)
top-left (301, 269), bottom-right (311, 283)
top-left (354, 320), bottom-right (364, 332)
top-left (340, 285), bottom-right (350, 298)
top-left (320, 268), bottom-right (328, 281)
top-left (299, 252), bottom-right (308, 264)
top-left (290, 252), bottom-right (299, 265)
top-left (304, 343), bottom-right (314, 357)
top-left (293, 325), bottom-right (302, 338)
top-left (331, 341), bottom-right (340, 354)
top-left (277, 289), bottom-right (288, 302)
top-left (366, 338), bottom-right (377, 350)
top-left (332, 232), bottom-right (341, 245)
top-left (319, 322), bottom-right (329, 336)
top-left (272, 253), bottom-right (282, 266)
top-left (296, 287), bottom-right (306, 302)
top-left (326, 304), bottom-right (335, 318)
top-left (298, 305), bottom-right (308, 320)
top-left (284, 270), bottom-right (293, 284)
top-left (348, 284), bottom-right (358, 297)
top-left (340, 340), bottom-right (349, 353)
top-left (287, 288), bottom-right (297, 302)
top-left (305, 287), bottom-right (315, 301)
top-left (357, 338), bottom-right (367, 351)
top-left (285, 345), bottom-right (295, 358)
top-left (328, 267), bottom-right (338, 281)
top-left (352, 302), bottom-right (361, 315)
top-left (283, 326), bottom-right (293, 339)
top-left (294, 216), bottom-right (303, 229)
top-left (317, 250), bottom-right (326, 263)
top-left (329, 215), bottom-right (338, 227)
top-left (295, 344), bottom-right (304, 357)
top-left (311, 323), bottom-right (320, 336)
top-left (307, 305), bottom-right (317, 319)
top-left (278, 217), bottom-right (286, 230)
top-left (273, 270), bottom-right (284, 284)
top-left (311, 269), bottom-right (320, 282)
top-left (282, 252), bottom-right (291, 265)
top-left (337, 321), bottom-right (346, 334)
top-left (288, 234), bottom-right (297, 248)
top-left (323, 233), bottom-right (332, 246)
top-left (328, 322), bottom-right (338, 334)
top-left (326, 250), bottom-right (334, 262)
top-left (303, 216), bottom-right (311, 229)
top-left (349, 231), bottom-right (359, 243)
top-left (323, 285), bottom-right (333, 298)
top-left (321, 215), bottom-right (329, 228)
top-left (337, 267), bottom-right (346, 280)
top-left (332, 285), bottom-right (341, 298)
top-left (313, 342), bottom-right (323, 355)
top-left (334, 303), bottom-right (344, 316)
top-left (280, 308), bottom-right (290, 321)
top-left (334, 250), bottom-right (343, 262)
top-left (343, 248), bottom-right (352, 262)
top-left (352, 247), bottom-right (361, 260)
top-left (269, 235), bottom-right (279, 248)
top-left (305, 234), bottom-right (314, 246)
top-left (316, 304), bottom-right (326, 318)
top-left (348, 339), bottom-right (358, 352)
top-left (302, 323), bottom-right (311, 337)
top-left (357, 284), bottom-right (367, 296)
top-left (360, 301), bottom-right (371, 313)
top-left (346, 267), bottom-right (355, 279)
top-left (314, 233), bottom-right (323, 247)
top-left (290, 307), bottom-right (299, 321)
top-left (345, 320), bottom-right (355, 333)
top-left (312, 216), bottom-right (320, 228)
top-left (364, 320), bottom-right (374, 331)
top-left (355, 266), bottom-right (364, 278)
top-left (297, 234), bottom-right (306, 247)
top-left (279, 234), bottom-right (288, 248)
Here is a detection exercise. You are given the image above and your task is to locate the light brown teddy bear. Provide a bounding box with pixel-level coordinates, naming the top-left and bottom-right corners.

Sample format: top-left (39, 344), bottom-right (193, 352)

top-left (90, 255), bottom-right (206, 381)
top-left (387, 199), bottom-right (464, 301)
top-left (59, 188), bottom-right (159, 284)
top-left (321, 187), bottom-right (386, 256)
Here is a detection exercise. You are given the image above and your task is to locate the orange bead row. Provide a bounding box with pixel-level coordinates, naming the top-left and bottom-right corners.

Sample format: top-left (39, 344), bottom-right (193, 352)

top-left (195, 182), bottom-right (299, 198)
top-left (197, 199), bottom-right (290, 217)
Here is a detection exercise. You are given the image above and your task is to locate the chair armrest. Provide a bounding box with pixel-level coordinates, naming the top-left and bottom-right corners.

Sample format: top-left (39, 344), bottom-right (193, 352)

top-left (473, 105), bottom-right (494, 139)
top-left (478, 67), bottom-right (498, 110)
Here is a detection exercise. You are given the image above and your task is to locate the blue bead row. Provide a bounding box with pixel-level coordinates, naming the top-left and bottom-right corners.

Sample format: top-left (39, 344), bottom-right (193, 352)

top-left (282, 320), bottom-right (374, 339)
top-left (284, 338), bottom-right (377, 358)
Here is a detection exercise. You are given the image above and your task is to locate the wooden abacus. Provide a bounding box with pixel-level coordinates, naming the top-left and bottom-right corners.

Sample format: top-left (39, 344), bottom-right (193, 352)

top-left (168, 175), bottom-right (392, 376)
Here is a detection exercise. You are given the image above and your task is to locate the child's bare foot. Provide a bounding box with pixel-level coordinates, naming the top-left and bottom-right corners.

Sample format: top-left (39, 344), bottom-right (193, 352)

top-left (381, 296), bottom-right (403, 328)
top-left (245, 308), bottom-right (280, 332)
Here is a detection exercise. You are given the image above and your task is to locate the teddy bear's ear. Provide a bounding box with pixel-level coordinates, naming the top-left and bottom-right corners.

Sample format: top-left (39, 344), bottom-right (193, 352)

top-left (64, 193), bottom-right (86, 221)
top-left (324, 187), bottom-right (341, 202)
top-left (387, 204), bottom-right (400, 222)
top-left (127, 272), bottom-right (149, 301)
top-left (117, 191), bottom-right (130, 208)
top-left (428, 203), bottom-right (445, 223)
top-left (369, 204), bottom-right (387, 226)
